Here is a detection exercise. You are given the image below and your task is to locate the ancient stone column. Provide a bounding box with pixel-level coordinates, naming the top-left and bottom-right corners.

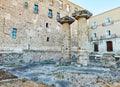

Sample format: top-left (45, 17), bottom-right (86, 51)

top-left (57, 16), bottom-right (75, 62)
top-left (72, 10), bottom-right (92, 66)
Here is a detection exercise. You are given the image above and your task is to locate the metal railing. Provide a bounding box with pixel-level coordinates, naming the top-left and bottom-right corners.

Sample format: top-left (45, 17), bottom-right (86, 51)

top-left (90, 34), bottom-right (119, 41)
top-left (100, 34), bottom-right (118, 40)
top-left (102, 21), bottom-right (114, 26)
top-left (90, 37), bottom-right (99, 41)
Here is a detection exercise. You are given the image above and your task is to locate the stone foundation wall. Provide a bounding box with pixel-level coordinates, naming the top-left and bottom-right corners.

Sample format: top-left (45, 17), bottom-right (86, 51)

top-left (0, 51), bottom-right (60, 65)
top-left (23, 50), bottom-right (62, 63)
top-left (0, 50), bottom-right (78, 65)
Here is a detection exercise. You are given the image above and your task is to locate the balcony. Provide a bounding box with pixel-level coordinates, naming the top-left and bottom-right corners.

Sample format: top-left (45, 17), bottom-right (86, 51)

top-left (90, 26), bottom-right (97, 29)
top-left (90, 34), bottom-right (118, 41)
top-left (90, 37), bottom-right (99, 41)
top-left (102, 21), bottom-right (114, 26)
top-left (100, 34), bottom-right (118, 40)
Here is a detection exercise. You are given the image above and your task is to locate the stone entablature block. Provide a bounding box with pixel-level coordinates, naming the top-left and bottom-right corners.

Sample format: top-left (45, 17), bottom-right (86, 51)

top-left (57, 15), bottom-right (75, 25)
top-left (72, 10), bottom-right (92, 20)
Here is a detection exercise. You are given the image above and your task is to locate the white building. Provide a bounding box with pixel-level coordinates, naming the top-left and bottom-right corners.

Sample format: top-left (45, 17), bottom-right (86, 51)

top-left (89, 7), bottom-right (120, 55)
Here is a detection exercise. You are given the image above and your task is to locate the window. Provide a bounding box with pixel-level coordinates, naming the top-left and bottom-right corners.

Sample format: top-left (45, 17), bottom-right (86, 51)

top-left (47, 37), bottom-right (50, 42)
top-left (74, 8), bottom-right (78, 12)
top-left (66, 4), bottom-right (70, 12)
top-left (59, 0), bottom-right (63, 8)
top-left (12, 28), bottom-right (17, 39)
top-left (106, 30), bottom-right (111, 36)
top-left (56, 12), bottom-right (60, 19)
top-left (24, 2), bottom-right (28, 7)
top-left (93, 33), bottom-right (97, 38)
top-left (92, 22), bottom-right (97, 29)
top-left (46, 23), bottom-right (48, 28)
top-left (49, 0), bottom-right (54, 5)
top-left (48, 9), bottom-right (53, 18)
top-left (105, 18), bottom-right (110, 25)
top-left (34, 5), bottom-right (38, 13)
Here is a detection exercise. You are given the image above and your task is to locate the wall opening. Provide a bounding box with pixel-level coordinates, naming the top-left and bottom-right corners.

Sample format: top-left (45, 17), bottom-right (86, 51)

top-left (94, 42), bottom-right (99, 52)
top-left (46, 23), bottom-right (48, 28)
top-left (12, 28), bottom-right (17, 39)
top-left (47, 37), bottom-right (50, 42)
top-left (106, 41), bottom-right (113, 51)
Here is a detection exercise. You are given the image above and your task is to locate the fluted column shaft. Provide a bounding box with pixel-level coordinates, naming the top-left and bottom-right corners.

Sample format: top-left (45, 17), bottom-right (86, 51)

top-left (62, 23), bottom-right (71, 60)
top-left (57, 16), bottom-right (74, 61)
top-left (72, 10), bottom-right (92, 66)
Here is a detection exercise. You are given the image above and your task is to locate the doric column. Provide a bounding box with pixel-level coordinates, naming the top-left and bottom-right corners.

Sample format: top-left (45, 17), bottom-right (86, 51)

top-left (57, 16), bottom-right (75, 62)
top-left (72, 10), bottom-right (92, 66)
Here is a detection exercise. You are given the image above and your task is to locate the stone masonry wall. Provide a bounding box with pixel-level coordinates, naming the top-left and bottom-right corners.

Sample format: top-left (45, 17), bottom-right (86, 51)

top-left (0, 0), bottom-right (83, 63)
top-left (0, 50), bottom-right (78, 65)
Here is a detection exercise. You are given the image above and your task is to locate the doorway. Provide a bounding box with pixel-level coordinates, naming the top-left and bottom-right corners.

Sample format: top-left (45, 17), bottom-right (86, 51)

top-left (106, 41), bottom-right (113, 51)
top-left (94, 43), bottom-right (99, 52)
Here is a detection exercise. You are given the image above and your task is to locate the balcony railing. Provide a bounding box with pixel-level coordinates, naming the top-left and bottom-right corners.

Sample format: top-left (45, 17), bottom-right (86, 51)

top-left (90, 34), bottom-right (118, 41)
top-left (100, 34), bottom-right (118, 40)
top-left (102, 21), bottom-right (114, 26)
top-left (90, 37), bottom-right (99, 41)
top-left (90, 26), bottom-right (97, 29)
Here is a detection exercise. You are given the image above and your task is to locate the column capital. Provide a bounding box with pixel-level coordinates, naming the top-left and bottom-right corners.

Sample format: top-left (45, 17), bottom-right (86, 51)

top-left (57, 15), bottom-right (75, 24)
top-left (72, 10), bottom-right (92, 20)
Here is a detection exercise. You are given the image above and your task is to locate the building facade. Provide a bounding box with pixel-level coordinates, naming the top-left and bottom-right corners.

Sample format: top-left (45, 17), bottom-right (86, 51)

top-left (89, 7), bottom-right (120, 55)
top-left (0, 0), bottom-right (82, 51)
top-left (0, 0), bottom-right (92, 64)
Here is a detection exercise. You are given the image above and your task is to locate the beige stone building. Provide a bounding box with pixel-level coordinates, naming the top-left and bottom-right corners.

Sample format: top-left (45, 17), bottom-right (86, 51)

top-left (0, 0), bottom-right (82, 50)
top-left (0, 0), bottom-right (92, 65)
top-left (89, 7), bottom-right (120, 55)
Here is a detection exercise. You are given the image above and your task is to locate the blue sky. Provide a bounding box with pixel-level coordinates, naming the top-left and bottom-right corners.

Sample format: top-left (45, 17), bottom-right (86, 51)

top-left (69, 0), bottom-right (120, 15)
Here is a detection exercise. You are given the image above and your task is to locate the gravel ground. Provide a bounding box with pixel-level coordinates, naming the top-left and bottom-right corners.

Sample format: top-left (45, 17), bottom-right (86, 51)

top-left (0, 64), bottom-right (120, 87)
top-left (0, 69), bottom-right (17, 80)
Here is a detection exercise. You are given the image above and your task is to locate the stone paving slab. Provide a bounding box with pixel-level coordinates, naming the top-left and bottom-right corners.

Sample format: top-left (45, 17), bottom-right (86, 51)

top-left (0, 64), bottom-right (120, 87)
